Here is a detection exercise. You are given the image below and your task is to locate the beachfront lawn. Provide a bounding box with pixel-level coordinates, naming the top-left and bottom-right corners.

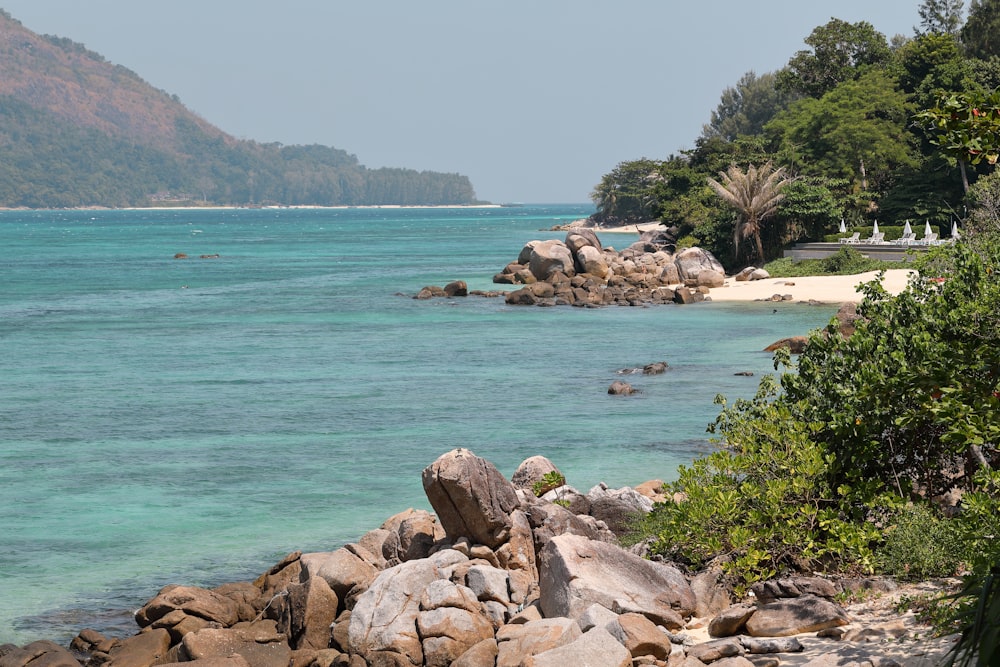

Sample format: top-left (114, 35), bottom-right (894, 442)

top-left (764, 246), bottom-right (906, 277)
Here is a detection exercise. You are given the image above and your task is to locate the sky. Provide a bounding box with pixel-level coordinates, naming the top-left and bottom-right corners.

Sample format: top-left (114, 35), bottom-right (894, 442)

top-left (2, 1), bottom-right (924, 203)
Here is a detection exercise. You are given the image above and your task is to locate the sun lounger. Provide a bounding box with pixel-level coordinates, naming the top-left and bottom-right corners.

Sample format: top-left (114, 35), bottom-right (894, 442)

top-left (839, 232), bottom-right (860, 244)
top-left (918, 232), bottom-right (938, 245)
top-left (893, 233), bottom-right (916, 245)
top-left (862, 232), bottom-right (885, 244)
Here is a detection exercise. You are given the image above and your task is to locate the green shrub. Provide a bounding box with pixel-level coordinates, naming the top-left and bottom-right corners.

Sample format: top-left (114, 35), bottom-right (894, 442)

top-left (877, 503), bottom-right (967, 580)
top-left (762, 249), bottom-right (900, 277)
top-left (637, 378), bottom-right (884, 595)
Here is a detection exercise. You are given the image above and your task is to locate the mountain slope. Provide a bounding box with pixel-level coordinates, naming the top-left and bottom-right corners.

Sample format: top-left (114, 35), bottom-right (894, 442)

top-left (0, 10), bottom-right (478, 207)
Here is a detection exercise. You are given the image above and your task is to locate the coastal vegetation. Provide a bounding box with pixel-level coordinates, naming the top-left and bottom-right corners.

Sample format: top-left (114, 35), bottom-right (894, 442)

top-left (0, 11), bottom-right (479, 208)
top-left (590, 0), bottom-right (1000, 273)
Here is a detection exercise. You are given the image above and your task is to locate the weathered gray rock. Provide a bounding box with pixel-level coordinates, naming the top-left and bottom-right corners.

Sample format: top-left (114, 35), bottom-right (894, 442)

top-left (690, 561), bottom-right (733, 619)
top-left (763, 336), bottom-right (809, 354)
top-left (149, 610), bottom-right (220, 644)
top-left (538, 534), bottom-right (695, 627)
top-left (575, 245), bottom-right (609, 278)
top-left (451, 638), bottom-right (499, 667)
top-left (465, 564), bottom-right (511, 605)
top-left (421, 448), bottom-right (519, 549)
top-left (347, 549), bottom-right (468, 664)
top-left (686, 637), bottom-right (745, 663)
top-left (253, 552), bottom-right (303, 609)
top-left (564, 229), bottom-right (602, 254)
top-left (739, 636), bottom-right (803, 654)
top-left (524, 626), bottom-right (631, 667)
top-left (443, 280), bottom-right (468, 297)
top-left (749, 268), bottom-right (770, 281)
top-left (697, 269), bottom-right (725, 288)
top-left (577, 603), bottom-right (620, 632)
top-left (608, 380), bottom-right (637, 395)
top-left (417, 604), bottom-right (495, 667)
top-left (744, 594), bottom-right (849, 637)
top-left (380, 508), bottom-right (445, 562)
top-left (135, 585), bottom-right (240, 628)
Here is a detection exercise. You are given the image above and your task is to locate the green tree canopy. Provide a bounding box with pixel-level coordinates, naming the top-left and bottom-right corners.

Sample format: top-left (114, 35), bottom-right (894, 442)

top-left (706, 161), bottom-right (791, 264)
top-left (961, 0), bottom-right (1000, 59)
top-left (701, 71), bottom-right (796, 142)
top-left (916, 0), bottom-right (967, 36)
top-left (777, 18), bottom-right (893, 98)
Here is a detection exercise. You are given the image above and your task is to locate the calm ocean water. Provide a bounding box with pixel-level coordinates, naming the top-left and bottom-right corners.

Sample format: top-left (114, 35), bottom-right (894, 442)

top-left (0, 204), bottom-right (838, 645)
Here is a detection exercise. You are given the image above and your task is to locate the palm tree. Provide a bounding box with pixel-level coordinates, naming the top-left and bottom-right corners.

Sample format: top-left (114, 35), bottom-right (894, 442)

top-left (707, 162), bottom-right (791, 264)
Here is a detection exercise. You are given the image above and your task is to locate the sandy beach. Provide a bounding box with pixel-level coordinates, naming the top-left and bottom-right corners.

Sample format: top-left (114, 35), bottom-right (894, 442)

top-left (707, 269), bottom-right (915, 303)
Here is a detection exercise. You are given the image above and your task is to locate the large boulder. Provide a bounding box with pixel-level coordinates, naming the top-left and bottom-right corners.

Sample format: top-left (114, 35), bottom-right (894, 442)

top-left (135, 585), bottom-right (240, 628)
top-left (178, 622), bottom-right (290, 667)
top-left (674, 247), bottom-right (725, 283)
top-left (417, 580), bottom-right (495, 667)
top-left (380, 508), bottom-right (446, 562)
top-left (523, 626), bottom-right (630, 667)
top-left (585, 484), bottom-right (654, 537)
top-left (564, 229), bottom-right (602, 254)
top-left (298, 547), bottom-right (379, 603)
top-left (1, 641), bottom-right (88, 667)
top-left (510, 456), bottom-right (562, 493)
top-left (278, 576), bottom-right (339, 650)
top-left (527, 240), bottom-right (575, 281)
top-left (347, 549), bottom-right (468, 665)
top-left (421, 448), bottom-right (520, 549)
top-left (495, 618), bottom-right (581, 667)
top-left (575, 245), bottom-right (609, 278)
top-left (538, 534), bottom-right (695, 627)
top-left (744, 594), bottom-right (850, 637)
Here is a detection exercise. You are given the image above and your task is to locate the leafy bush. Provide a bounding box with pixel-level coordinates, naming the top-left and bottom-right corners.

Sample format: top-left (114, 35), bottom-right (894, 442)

top-left (763, 248), bottom-right (901, 277)
top-left (638, 377), bottom-right (884, 594)
top-left (877, 503), bottom-right (967, 580)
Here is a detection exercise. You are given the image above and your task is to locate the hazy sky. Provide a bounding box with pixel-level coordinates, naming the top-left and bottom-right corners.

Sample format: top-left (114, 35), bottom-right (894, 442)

top-left (3, 1), bottom-right (924, 203)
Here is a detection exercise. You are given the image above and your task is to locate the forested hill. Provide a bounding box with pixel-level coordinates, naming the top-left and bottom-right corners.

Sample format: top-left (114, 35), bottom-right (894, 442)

top-left (0, 10), bottom-right (480, 208)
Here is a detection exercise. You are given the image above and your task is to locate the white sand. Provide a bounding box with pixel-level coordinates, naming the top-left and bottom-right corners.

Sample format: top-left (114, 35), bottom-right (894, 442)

top-left (708, 269), bottom-right (915, 304)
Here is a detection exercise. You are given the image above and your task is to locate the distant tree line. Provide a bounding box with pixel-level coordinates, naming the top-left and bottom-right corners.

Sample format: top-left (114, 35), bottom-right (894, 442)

top-left (0, 99), bottom-right (478, 208)
top-left (591, 0), bottom-right (1000, 270)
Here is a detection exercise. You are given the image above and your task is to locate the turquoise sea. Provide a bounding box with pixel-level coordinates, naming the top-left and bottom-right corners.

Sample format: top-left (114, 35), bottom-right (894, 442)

top-left (0, 204), bottom-right (838, 645)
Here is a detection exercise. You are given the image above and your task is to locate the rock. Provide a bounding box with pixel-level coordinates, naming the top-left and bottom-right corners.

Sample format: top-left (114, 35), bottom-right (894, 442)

top-left (511, 456), bottom-right (563, 492)
top-left (417, 601), bottom-right (495, 667)
top-left (105, 629), bottom-right (173, 667)
top-left (380, 508), bottom-right (445, 562)
top-left (254, 552), bottom-right (303, 607)
top-left (149, 610), bottom-right (220, 644)
top-left (421, 448), bottom-right (520, 549)
top-left (564, 229), bottom-right (603, 254)
top-left (608, 381), bottom-right (637, 395)
top-left (738, 636), bottom-right (803, 654)
top-left (763, 336), bottom-right (809, 354)
top-left (524, 627), bottom-right (631, 666)
top-left (299, 548), bottom-right (378, 603)
top-left (465, 564), bottom-right (511, 605)
top-left (524, 501), bottom-right (617, 549)
top-left (443, 280), bottom-right (468, 297)
top-left (750, 577), bottom-right (838, 604)
top-left (697, 270), bottom-right (725, 288)
top-left (451, 639), bottom-right (498, 667)
top-left (0, 641), bottom-right (82, 667)
top-left (586, 484), bottom-right (653, 536)
top-left (686, 637), bottom-right (744, 663)
top-left (611, 613), bottom-right (673, 660)
top-left (834, 302), bottom-right (860, 337)
top-left (159, 656), bottom-right (251, 667)
top-left (347, 549), bottom-right (468, 663)
top-left (214, 582), bottom-right (264, 622)
top-left (528, 240), bottom-right (575, 281)
top-left (279, 576), bottom-right (339, 650)
top-left (493, 509), bottom-right (539, 596)
top-left (136, 585), bottom-right (241, 628)
top-left (505, 287), bottom-right (537, 305)
top-left (674, 248), bottom-right (725, 283)
top-left (643, 361), bottom-right (668, 374)
top-left (660, 264), bottom-right (680, 285)
top-left (673, 286), bottom-right (697, 304)
top-left (576, 245), bottom-right (610, 278)
top-left (690, 561), bottom-right (733, 620)
top-left (744, 595), bottom-right (850, 637)
top-left (538, 533), bottom-right (695, 627)
top-left (634, 480), bottom-right (667, 504)
top-left (179, 623), bottom-right (290, 667)
top-left (734, 267), bottom-right (756, 282)
top-left (495, 618), bottom-right (582, 667)
top-left (577, 603), bottom-right (620, 632)
top-left (749, 269), bottom-right (770, 281)
top-left (708, 604), bottom-right (755, 638)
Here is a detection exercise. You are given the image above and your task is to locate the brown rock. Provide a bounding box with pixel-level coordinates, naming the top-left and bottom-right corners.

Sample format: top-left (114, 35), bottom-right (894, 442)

top-left (136, 585), bottom-right (240, 628)
top-left (744, 595), bottom-right (849, 637)
top-left (451, 639), bottom-right (498, 667)
top-left (511, 456), bottom-right (563, 492)
top-left (608, 380), bottom-right (637, 395)
top-left (708, 604), bottom-right (755, 638)
top-left (495, 618), bottom-right (581, 667)
top-left (444, 281), bottom-right (468, 297)
top-left (614, 613), bottom-right (673, 659)
top-left (690, 562), bottom-right (732, 620)
top-left (686, 637), bottom-right (744, 663)
top-left (381, 508), bottom-right (445, 562)
top-left (762, 336), bottom-right (809, 354)
top-left (421, 448), bottom-right (520, 549)
top-left (106, 629), bottom-right (172, 667)
top-left (417, 606), bottom-right (494, 667)
top-left (179, 622), bottom-right (290, 667)
top-left (280, 576), bottom-right (339, 650)
top-left (299, 548), bottom-right (378, 603)
top-left (525, 627), bottom-right (631, 666)
top-left (0, 641), bottom-right (82, 667)
top-left (750, 577), bottom-right (838, 604)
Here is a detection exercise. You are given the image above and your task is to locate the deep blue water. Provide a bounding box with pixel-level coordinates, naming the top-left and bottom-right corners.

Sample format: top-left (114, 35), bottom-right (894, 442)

top-left (0, 205), bottom-right (838, 644)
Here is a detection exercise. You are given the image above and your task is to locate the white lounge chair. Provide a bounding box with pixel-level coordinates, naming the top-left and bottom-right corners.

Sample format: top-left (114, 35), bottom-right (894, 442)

top-left (839, 232), bottom-right (860, 244)
top-left (918, 232), bottom-right (938, 245)
top-left (863, 232), bottom-right (885, 244)
top-left (893, 233), bottom-right (916, 245)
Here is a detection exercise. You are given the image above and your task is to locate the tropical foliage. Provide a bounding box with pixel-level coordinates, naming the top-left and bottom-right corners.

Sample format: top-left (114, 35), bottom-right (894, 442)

top-left (706, 162), bottom-right (790, 263)
top-left (590, 6), bottom-right (1000, 271)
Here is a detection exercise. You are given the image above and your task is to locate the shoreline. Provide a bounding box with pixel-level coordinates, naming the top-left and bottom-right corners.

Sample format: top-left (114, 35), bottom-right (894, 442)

top-left (706, 269), bottom-right (915, 304)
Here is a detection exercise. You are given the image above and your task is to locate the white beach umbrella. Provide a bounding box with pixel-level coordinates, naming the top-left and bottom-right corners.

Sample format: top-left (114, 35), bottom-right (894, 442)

top-left (924, 220), bottom-right (933, 237)
top-left (902, 220), bottom-right (912, 236)
top-left (873, 220), bottom-right (879, 235)
top-left (952, 220), bottom-right (960, 239)
top-left (839, 219), bottom-right (847, 233)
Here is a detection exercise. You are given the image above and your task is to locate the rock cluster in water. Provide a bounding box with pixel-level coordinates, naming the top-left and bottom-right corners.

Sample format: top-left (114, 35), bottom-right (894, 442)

top-left (3, 449), bottom-right (957, 667)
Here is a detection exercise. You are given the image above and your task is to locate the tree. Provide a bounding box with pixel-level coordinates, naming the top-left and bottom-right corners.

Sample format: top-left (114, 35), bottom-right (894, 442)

top-left (915, 88), bottom-right (1000, 191)
top-left (766, 70), bottom-right (918, 202)
top-left (961, 0), bottom-right (1000, 59)
top-left (916, 0), bottom-right (966, 36)
top-left (706, 162), bottom-right (791, 263)
top-left (589, 159), bottom-right (668, 225)
top-left (777, 18), bottom-right (892, 98)
top-left (702, 71), bottom-right (795, 142)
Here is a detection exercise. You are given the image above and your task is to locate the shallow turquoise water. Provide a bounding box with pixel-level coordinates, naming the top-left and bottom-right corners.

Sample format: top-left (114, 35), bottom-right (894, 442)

top-left (0, 205), bottom-right (837, 644)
